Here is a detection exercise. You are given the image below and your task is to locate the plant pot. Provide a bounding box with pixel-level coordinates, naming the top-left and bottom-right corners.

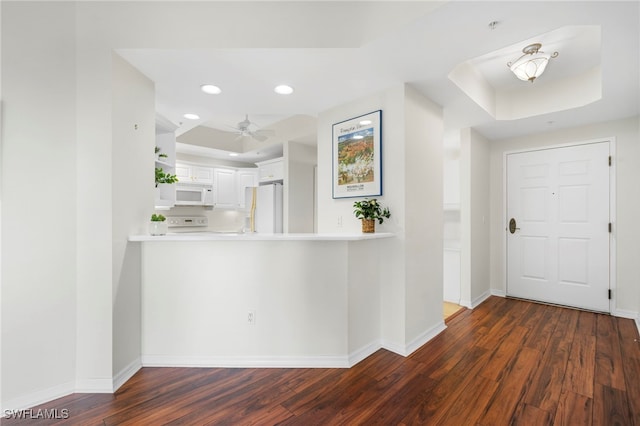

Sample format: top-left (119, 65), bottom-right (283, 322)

top-left (361, 218), bottom-right (375, 233)
top-left (149, 221), bottom-right (168, 236)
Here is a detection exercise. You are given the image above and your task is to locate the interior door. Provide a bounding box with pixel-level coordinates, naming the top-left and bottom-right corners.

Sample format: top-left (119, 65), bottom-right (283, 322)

top-left (506, 142), bottom-right (610, 312)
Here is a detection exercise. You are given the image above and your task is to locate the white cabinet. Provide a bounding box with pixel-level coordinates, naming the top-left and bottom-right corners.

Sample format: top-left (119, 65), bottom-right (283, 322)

top-left (175, 163), bottom-right (213, 184)
top-left (236, 169), bottom-right (258, 209)
top-left (256, 157), bottom-right (284, 183)
top-left (212, 168), bottom-right (258, 209)
top-left (213, 168), bottom-right (237, 208)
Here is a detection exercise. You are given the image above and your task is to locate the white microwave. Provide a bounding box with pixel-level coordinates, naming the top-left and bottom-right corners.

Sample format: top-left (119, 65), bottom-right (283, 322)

top-left (175, 184), bottom-right (214, 206)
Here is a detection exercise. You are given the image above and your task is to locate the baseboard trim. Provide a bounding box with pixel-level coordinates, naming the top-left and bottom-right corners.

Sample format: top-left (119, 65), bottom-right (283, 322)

top-left (406, 320), bottom-right (447, 356)
top-left (141, 354), bottom-right (351, 368)
top-left (1, 381), bottom-right (75, 414)
top-left (74, 378), bottom-right (114, 394)
top-left (113, 358), bottom-right (142, 392)
top-left (381, 320), bottom-right (447, 357)
top-left (636, 317), bottom-right (640, 336)
top-left (348, 341), bottom-right (382, 367)
top-left (460, 290), bottom-right (493, 310)
top-left (612, 308), bottom-right (639, 320)
top-left (490, 289), bottom-right (506, 298)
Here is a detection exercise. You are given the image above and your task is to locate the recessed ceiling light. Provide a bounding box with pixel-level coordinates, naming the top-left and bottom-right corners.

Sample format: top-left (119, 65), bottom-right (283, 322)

top-left (201, 84), bottom-right (221, 95)
top-left (274, 84), bottom-right (294, 95)
top-left (183, 113), bottom-right (200, 120)
top-left (229, 153), bottom-right (239, 157)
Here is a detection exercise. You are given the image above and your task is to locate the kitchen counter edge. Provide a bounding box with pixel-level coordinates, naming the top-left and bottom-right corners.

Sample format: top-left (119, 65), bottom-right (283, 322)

top-left (128, 232), bottom-right (395, 242)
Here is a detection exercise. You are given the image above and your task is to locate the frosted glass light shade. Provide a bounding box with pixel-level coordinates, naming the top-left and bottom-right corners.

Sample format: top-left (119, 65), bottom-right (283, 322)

top-left (509, 52), bottom-right (551, 82)
top-left (508, 43), bottom-right (558, 83)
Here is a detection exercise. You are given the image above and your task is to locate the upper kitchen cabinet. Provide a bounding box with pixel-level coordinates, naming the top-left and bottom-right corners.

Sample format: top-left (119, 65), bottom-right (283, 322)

top-left (236, 168), bottom-right (258, 209)
top-left (256, 157), bottom-right (284, 183)
top-left (175, 163), bottom-right (214, 184)
top-left (155, 115), bottom-right (178, 209)
top-left (210, 167), bottom-right (258, 209)
top-left (213, 168), bottom-right (237, 208)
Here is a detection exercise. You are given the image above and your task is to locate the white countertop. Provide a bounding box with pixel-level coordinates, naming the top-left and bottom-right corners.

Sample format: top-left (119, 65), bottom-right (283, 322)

top-left (129, 232), bottom-right (395, 242)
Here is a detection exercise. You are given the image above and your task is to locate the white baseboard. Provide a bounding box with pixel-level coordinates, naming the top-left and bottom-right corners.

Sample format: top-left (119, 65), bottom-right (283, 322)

top-left (1, 381), bottom-right (75, 414)
top-left (381, 320), bottom-right (447, 357)
top-left (405, 320), bottom-right (447, 356)
top-left (113, 358), bottom-right (142, 392)
top-left (491, 289), bottom-right (506, 298)
top-left (612, 308), bottom-right (639, 320)
top-left (461, 290), bottom-right (493, 310)
top-left (74, 378), bottom-right (114, 394)
top-left (141, 354), bottom-right (351, 368)
top-left (348, 341), bottom-right (382, 367)
top-left (636, 317), bottom-right (640, 336)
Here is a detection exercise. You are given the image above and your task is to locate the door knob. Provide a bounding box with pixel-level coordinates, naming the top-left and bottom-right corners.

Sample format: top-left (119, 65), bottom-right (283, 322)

top-left (509, 218), bottom-right (520, 234)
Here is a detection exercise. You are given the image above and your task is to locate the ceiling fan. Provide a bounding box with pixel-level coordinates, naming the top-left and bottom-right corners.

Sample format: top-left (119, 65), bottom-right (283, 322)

top-left (229, 114), bottom-right (275, 142)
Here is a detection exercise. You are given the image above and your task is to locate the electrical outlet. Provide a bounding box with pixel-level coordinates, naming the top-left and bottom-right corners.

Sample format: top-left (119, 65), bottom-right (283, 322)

top-left (247, 310), bottom-right (256, 325)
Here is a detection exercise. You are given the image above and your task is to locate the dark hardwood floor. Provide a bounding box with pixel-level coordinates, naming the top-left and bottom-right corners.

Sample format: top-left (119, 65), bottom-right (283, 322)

top-left (5, 296), bottom-right (640, 425)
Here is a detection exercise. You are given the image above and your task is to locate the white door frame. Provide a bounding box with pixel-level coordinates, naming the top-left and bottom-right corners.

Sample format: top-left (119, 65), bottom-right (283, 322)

top-left (502, 137), bottom-right (616, 313)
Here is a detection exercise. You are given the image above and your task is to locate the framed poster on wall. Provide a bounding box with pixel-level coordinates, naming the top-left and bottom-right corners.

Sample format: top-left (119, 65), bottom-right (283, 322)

top-left (332, 110), bottom-right (382, 199)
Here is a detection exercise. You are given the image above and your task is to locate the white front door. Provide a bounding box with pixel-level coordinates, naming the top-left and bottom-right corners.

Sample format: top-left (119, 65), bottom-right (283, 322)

top-left (506, 142), bottom-right (611, 312)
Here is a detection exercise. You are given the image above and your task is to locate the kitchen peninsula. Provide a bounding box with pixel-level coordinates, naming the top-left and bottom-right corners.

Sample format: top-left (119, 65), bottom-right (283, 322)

top-left (129, 232), bottom-right (394, 368)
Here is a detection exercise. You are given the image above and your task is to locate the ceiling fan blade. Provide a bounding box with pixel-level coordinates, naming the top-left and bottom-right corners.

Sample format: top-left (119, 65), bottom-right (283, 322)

top-left (255, 129), bottom-right (276, 137)
top-left (249, 132), bottom-right (268, 142)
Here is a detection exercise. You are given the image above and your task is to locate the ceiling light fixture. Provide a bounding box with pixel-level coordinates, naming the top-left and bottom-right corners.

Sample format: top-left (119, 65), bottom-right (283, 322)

top-left (183, 113), bottom-right (200, 120)
top-left (201, 84), bottom-right (222, 95)
top-left (507, 43), bottom-right (558, 82)
top-left (274, 84), bottom-right (294, 95)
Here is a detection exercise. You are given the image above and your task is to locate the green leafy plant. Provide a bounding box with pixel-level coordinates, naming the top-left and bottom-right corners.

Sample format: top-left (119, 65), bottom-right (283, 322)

top-left (155, 167), bottom-right (178, 187)
top-left (158, 153), bottom-right (168, 159)
top-left (353, 198), bottom-right (391, 224)
top-left (151, 213), bottom-right (166, 222)
top-left (155, 146), bottom-right (161, 154)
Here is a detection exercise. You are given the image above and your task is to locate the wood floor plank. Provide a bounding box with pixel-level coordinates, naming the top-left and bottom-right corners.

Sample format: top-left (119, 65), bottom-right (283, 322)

top-left (480, 325), bottom-right (529, 382)
top-left (511, 402), bottom-right (553, 426)
top-left (562, 333), bottom-right (596, 398)
top-left (595, 315), bottom-right (627, 391)
top-left (524, 308), bottom-right (577, 413)
top-left (3, 297), bottom-right (638, 425)
top-left (593, 383), bottom-right (632, 426)
top-left (477, 346), bottom-right (543, 426)
top-left (432, 374), bottom-right (499, 425)
top-left (553, 391), bottom-right (592, 426)
top-left (617, 317), bottom-right (640, 426)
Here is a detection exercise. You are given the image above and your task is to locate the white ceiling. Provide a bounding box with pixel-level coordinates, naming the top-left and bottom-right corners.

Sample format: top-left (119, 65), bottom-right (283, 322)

top-left (118, 1), bottom-right (639, 157)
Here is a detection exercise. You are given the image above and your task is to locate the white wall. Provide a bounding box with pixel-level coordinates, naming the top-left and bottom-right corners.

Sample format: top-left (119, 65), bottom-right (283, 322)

top-left (459, 128), bottom-right (491, 308)
top-left (1, 2), bottom-right (77, 407)
top-left (4, 1), bottom-right (429, 409)
top-left (284, 141), bottom-right (316, 233)
top-left (111, 53), bottom-right (155, 386)
top-left (489, 116), bottom-right (640, 317)
top-left (317, 84), bottom-right (444, 354)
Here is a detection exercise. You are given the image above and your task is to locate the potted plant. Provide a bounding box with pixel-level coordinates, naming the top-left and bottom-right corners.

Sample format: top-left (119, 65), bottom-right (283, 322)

top-left (353, 198), bottom-right (391, 233)
top-left (149, 213), bottom-right (168, 236)
top-left (155, 167), bottom-right (178, 187)
top-left (155, 146), bottom-right (169, 161)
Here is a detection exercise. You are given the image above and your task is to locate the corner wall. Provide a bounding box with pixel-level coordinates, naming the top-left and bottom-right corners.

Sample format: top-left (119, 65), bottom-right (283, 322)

top-left (459, 128), bottom-right (491, 307)
top-left (111, 53), bottom-right (155, 387)
top-left (1, 2), bottom-right (78, 408)
top-left (317, 83), bottom-right (444, 354)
